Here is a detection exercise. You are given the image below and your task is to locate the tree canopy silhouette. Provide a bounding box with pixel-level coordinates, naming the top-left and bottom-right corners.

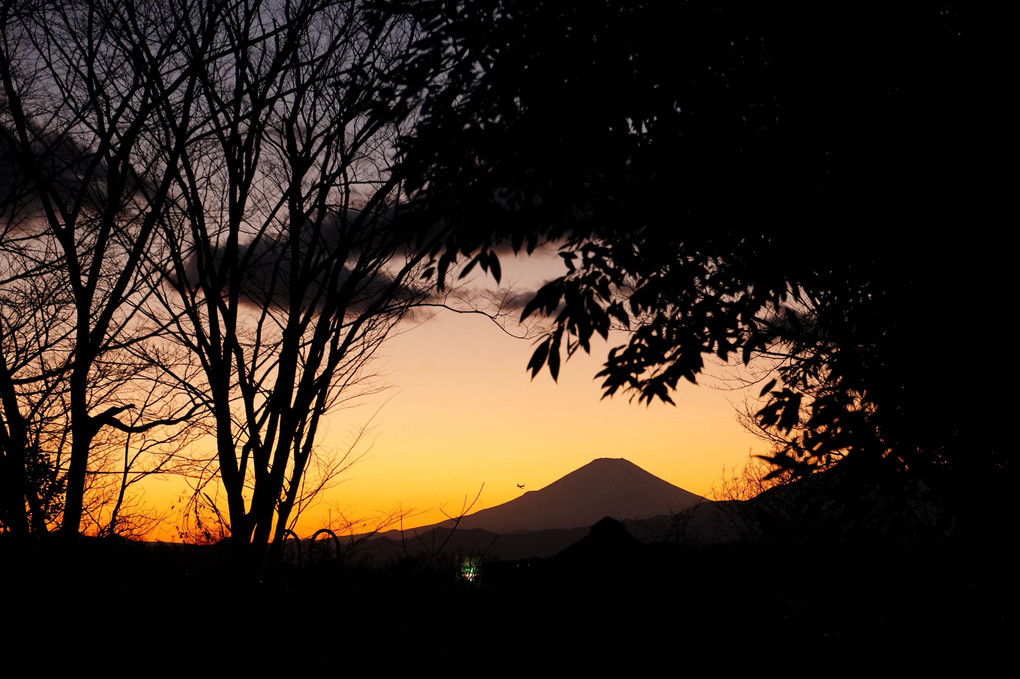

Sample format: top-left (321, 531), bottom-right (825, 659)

top-left (383, 0), bottom-right (1013, 523)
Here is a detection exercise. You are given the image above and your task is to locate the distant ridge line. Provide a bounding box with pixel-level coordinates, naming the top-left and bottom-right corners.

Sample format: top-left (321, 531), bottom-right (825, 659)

top-left (447, 457), bottom-right (706, 533)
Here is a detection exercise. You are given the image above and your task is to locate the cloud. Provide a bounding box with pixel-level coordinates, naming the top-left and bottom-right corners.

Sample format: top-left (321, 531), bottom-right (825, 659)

top-left (182, 208), bottom-right (432, 316)
top-left (1, 119), bottom-right (150, 229)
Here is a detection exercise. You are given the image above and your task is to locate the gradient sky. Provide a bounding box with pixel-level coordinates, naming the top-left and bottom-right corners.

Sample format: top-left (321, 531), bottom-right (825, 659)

top-left (282, 249), bottom-right (770, 537)
top-left (141, 249), bottom-right (770, 540)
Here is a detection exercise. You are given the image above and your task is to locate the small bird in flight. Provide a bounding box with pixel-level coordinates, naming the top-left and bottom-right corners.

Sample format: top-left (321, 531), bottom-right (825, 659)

top-left (516, 483), bottom-right (525, 489)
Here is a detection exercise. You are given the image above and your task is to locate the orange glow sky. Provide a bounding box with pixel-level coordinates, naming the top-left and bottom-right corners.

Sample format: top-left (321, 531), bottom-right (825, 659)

top-left (305, 316), bottom-right (766, 531)
top-left (142, 250), bottom-right (770, 540)
top-left (286, 250), bottom-right (770, 537)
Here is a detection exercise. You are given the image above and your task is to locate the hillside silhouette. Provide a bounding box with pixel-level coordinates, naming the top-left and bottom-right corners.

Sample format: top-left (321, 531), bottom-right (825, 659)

top-left (2, 458), bottom-right (1012, 675)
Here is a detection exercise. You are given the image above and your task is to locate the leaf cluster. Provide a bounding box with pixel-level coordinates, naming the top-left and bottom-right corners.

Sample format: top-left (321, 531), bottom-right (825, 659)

top-left (381, 0), bottom-right (1014, 517)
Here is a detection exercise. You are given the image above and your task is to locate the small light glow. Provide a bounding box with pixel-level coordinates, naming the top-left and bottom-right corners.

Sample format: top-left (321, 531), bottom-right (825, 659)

top-left (459, 556), bottom-right (481, 583)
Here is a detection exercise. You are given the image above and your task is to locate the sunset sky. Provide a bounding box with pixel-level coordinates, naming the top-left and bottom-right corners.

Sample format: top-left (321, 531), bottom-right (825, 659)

top-left (255, 248), bottom-right (771, 538)
top-left (139, 247), bottom-right (769, 540)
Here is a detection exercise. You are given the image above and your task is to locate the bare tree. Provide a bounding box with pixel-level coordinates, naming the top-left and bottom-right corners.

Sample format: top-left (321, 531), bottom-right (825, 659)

top-left (0, 231), bottom-right (71, 535)
top-left (2, 0), bottom-right (503, 565)
top-left (136, 0), bottom-right (452, 574)
top-left (0, 0), bottom-right (200, 536)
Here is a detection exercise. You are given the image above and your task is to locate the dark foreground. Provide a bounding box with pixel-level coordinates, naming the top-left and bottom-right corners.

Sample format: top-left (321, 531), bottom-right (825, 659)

top-left (1, 531), bottom-right (1012, 676)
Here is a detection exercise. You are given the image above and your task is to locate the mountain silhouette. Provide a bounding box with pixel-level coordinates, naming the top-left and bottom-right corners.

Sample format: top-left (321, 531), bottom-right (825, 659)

top-left (449, 458), bottom-right (706, 533)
